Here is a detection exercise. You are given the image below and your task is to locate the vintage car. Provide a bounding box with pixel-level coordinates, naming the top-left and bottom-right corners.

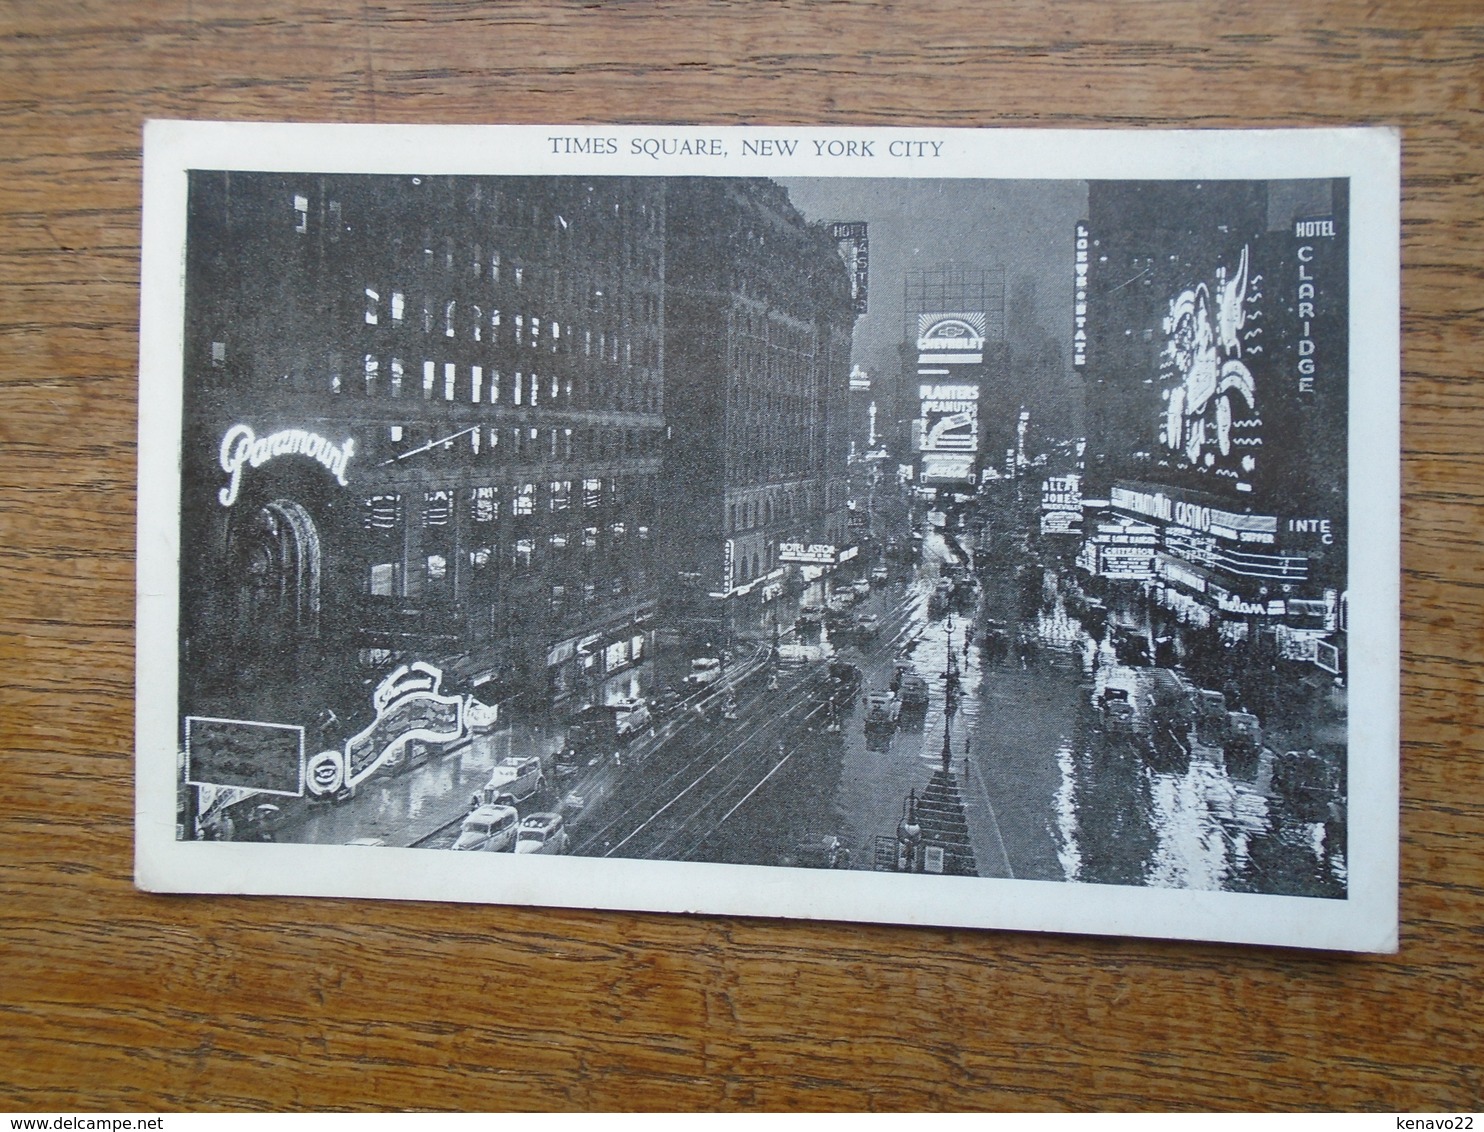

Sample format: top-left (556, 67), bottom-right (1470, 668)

top-left (1194, 688), bottom-right (1230, 743)
top-left (778, 835), bottom-right (852, 870)
top-left (513, 812), bottom-right (570, 855)
top-left (897, 672), bottom-right (930, 711)
top-left (864, 690), bottom-right (902, 728)
top-left (452, 804), bottom-right (520, 852)
top-left (479, 755), bottom-right (546, 805)
top-left (1224, 711), bottom-right (1263, 757)
top-left (684, 657), bottom-right (723, 687)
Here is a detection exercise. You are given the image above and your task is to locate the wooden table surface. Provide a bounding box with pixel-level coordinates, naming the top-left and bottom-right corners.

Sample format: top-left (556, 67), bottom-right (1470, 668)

top-left (2, 0), bottom-right (1480, 1112)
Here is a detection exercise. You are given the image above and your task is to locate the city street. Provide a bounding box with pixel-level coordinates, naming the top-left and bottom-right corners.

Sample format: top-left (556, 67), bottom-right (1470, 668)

top-left (274, 527), bottom-right (1346, 901)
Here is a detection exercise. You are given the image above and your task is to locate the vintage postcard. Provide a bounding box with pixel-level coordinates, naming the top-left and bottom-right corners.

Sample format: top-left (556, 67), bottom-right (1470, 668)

top-left (136, 123), bottom-right (1400, 951)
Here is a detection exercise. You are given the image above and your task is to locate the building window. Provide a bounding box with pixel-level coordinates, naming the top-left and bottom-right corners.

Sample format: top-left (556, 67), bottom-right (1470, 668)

top-left (423, 490), bottom-right (452, 527)
top-left (444, 362), bottom-right (456, 401)
top-left (549, 480), bottom-right (571, 512)
top-left (513, 484), bottom-right (535, 516)
top-left (423, 360), bottom-right (435, 399)
top-left (391, 292), bottom-right (405, 322)
top-left (369, 563), bottom-right (396, 596)
top-left (583, 478), bottom-right (602, 509)
top-left (390, 357), bottom-right (403, 398)
top-left (445, 301), bottom-right (456, 338)
top-left (491, 309), bottom-right (501, 344)
top-left (426, 554), bottom-right (448, 582)
top-left (362, 494), bottom-right (403, 530)
top-left (514, 538), bottom-right (534, 569)
top-left (293, 194), bottom-right (309, 233)
top-left (490, 370), bottom-right (501, 404)
top-left (211, 341), bottom-right (226, 367)
top-left (490, 251), bottom-right (500, 283)
top-left (471, 486), bottom-right (498, 523)
top-left (471, 365), bottom-right (483, 403)
top-left (364, 288), bottom-right (379, 325)
top-left (328, 200), bottom-right (341, 241)
top-left (364, 354), bottom-right (378, 396)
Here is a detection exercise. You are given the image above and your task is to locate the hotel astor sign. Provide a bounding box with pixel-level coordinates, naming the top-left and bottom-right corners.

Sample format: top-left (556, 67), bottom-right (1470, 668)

top-left (218, 422), bottom-right (356, 507)
top-left (778, 541), bottom-right (838, 564)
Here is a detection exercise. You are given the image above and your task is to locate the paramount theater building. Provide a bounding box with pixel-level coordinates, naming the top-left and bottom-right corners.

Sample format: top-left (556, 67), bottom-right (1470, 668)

top-left (180, 172), bottom-right (667, 736)
top-left (1076, 180), bottom-right (1350, 672)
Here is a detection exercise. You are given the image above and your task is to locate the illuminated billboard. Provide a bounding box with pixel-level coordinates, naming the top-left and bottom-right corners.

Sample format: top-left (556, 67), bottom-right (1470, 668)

top-left (918, 383), bottom-right (979, 453)
top-left (1157, 244), bottom-right (1263, 492)
top-left (921, 454), bottom-right (976, 483)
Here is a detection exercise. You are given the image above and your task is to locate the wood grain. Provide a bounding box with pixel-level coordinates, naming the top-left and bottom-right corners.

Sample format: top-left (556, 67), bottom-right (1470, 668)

top-left (1, 0), bottom-right (1480, 1111)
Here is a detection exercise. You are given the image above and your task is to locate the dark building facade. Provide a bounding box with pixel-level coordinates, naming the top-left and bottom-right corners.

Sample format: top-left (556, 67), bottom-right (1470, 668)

top-left (660, 178), bottom-right (857, 640)
top-left (1077, 180), bottom-right (1350, 664)
top-left (181, 173), bottom-right (668, 733)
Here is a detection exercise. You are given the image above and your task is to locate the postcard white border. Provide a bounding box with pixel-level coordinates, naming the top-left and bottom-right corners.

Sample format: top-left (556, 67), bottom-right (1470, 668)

top-left (136, 122), bottom-right (1400, 952)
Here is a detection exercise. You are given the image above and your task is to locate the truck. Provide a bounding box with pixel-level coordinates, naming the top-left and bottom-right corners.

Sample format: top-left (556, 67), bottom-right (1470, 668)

top-left (559, 697), bottom-right (654, 774)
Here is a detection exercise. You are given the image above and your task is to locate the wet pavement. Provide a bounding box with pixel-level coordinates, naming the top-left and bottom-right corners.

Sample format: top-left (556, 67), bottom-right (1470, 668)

top-left (264, 529), bottom-right (1347, 900)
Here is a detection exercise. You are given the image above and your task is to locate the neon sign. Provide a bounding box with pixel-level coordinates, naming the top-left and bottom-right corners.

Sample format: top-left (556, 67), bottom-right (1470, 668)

top-left (307, 661), bottom-right (478, 798)
top-left (1158, 245), bottom-right (1263, 488)
top-left (218, 423), bottom-right (355, 507)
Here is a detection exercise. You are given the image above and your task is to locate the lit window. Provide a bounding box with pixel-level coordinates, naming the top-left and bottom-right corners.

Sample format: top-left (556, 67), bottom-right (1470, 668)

top-left (491, 252), bottom-right (500, 282)
top-left (514, 538), bottom-right (534, 568)
top-left (444, 362), bottom-right (456, 400)
top-left (471, 486), bottom-right (498, 522)
top-left (445, 301), bottom-right (456, 338)
top-left (390, 357), bottom-right (403, 398)
top-left (364, 354), bottom-right (379, 394)
top-left (423, 360), bottom-right (435, 399)
top-left (514, 372), bottom-right (523, 406)
top-left (423, 491), bottom-right (452, 526)
top-left (427, 554), bottom-right (447, 581)
top-left (365, 288), bottom-right (379, 325)
top-left (471, 365), bottom-right (483, 403)
top-left (513, 484), bottom-right (534, 516)
top-left (390, 425), bottom-right (403, 442)
top-left (369, 563), bottom-right (396, 596)
top-left (293, 194), bottom-right (309, 233)
top-left (391, 292), bottom-right (405, 321)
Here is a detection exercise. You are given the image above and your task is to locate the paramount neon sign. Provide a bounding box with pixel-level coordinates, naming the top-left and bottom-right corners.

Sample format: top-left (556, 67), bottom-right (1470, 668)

top-left (218, 423), bottom-right (355, 507)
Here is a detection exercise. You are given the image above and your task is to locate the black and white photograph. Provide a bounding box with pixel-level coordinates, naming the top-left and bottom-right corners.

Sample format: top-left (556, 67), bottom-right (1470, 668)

top-left (136, 123), bottom-right (1399, 951)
